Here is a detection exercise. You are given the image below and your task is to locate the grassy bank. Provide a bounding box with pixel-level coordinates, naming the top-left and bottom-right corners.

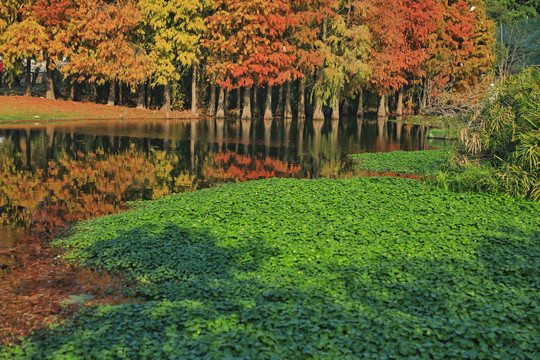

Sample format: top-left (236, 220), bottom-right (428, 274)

top-left (350, 149), bottom-right (451, 175)
top-left (0, 96), bottom-right (194, 124)
top-left (391, 115), bottom-right (467, 129)
top-left (350, 147), bottom-right (539, 202)
top-left (3, 177), bottom-right (538, 359)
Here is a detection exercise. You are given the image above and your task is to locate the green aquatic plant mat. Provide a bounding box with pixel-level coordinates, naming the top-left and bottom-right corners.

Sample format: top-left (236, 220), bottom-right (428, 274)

top-left (5, 178), bottom-right (539, 359)
top-left (349, 149), bottom-right (451, 175)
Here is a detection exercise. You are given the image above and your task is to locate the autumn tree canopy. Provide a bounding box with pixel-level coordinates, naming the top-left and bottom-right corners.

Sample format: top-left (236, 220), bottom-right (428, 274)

top-left (0, 0), bottom-right (498, 117)
top-left (204, 0), bottom-right (300, 89)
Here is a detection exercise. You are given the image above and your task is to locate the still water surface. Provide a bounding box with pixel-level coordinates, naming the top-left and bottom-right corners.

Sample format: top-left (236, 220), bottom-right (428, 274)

top-left (0, 117), bottom-right (438, 258)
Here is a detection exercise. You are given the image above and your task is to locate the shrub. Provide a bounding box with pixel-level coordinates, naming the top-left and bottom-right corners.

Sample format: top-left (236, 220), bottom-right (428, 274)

top-left (463, 68), bottom-right (539, 201)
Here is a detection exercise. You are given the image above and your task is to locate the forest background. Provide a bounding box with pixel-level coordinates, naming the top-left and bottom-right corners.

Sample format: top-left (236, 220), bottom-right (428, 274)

top-left (0, 0), bottom-right (538, 120)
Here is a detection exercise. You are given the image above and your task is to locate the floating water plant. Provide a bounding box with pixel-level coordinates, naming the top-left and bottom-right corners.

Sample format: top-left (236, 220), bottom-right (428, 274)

top-left (349, 149), bottom-right (450, 175)
top-left (4, 177), bottom-right (538, 359)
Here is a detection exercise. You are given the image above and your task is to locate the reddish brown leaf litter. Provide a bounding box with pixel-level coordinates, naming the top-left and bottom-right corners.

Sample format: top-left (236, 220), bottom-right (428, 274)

top-left (0, 232), bottom-right (132, 345)
top-left (0, 95), bottom-right (199, 124)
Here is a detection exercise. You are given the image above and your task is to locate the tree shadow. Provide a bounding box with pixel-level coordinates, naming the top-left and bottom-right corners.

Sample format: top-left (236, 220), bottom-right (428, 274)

top-left (12, 214), bottom-right (540, 359)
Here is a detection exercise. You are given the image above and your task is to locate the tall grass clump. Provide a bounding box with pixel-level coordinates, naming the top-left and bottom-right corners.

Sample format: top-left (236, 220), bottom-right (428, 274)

top-left (453, 68), bottom-right (539, 201)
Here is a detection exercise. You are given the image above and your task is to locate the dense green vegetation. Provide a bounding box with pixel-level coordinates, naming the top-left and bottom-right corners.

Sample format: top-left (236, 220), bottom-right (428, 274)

top-left (379, 69), bottom-right (540, 203)
top-left (2, 177), bottom-right (538, 359)
top-left (348, 149), bottom-right (511, 197)
top-left (459, 68), bottom-right (539, 201)
top-left (486, 0), bottom-right (539, 24)
top-left (350, 150), bottom-right (450, 175)
top-left (434, 161), bottom-right (512, 196)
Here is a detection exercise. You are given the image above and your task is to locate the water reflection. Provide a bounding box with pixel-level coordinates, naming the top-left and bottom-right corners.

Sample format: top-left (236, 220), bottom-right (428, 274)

top-left (0, 117), bottom-right (436, 231)
top-left (1, 117), bottom-right (435, 231)
top-left (0, 116), bottom-right (438, 342)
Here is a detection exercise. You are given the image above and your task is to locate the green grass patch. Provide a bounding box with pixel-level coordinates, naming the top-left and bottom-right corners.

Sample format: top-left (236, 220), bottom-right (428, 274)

top-left (392, 115), bottom-right (467, 129)
top-left (425, 128), bottom-right (460, 140)
top-left (350, 149), bottom-right (451, 175)
top-left (3, 177), bottom-right (539, 359)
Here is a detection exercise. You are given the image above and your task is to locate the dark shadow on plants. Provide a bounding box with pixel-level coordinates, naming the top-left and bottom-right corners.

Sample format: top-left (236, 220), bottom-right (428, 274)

top-left (5, 178), bottom-right (540, 359)
top-left (15, 225), bottom-right (538, 359)
top-left (61, 223), bottom-right (274, 302)
top-left (324, 226), bottom-right (540, 359)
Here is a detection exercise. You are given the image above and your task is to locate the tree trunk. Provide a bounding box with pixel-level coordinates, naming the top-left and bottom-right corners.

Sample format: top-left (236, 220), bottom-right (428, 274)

top-left (284, 81), bottom-right (292, 118)
top-left (396, 87), bottom-right (404, 116)
top-left (108, 80), bottom-right (116, 106)
top-left (420, 81), bottom-right (428, 114)
top-left (385, 92), bottom-right (389, 115)
top-left (312, 69), bottom-right (325, 120)
top-left (162, 79), bottom-right (171, 112)
top-left (69, 79), bottom-right (76, 101)
top-left (25, 58), bottom-right (31, 97)
top-left (91, 81), bottom-right (98, 103)
top-left (331, 89), bottom-right (340, 120)
top-left (216, 87), bottom-right (225, 118)
top-left (119, 82), bottom-right (124, 106)
top-left (236, 88), bottom-right (241, 114)
top-left (298, 80), bottom-right (306, 119)
top-left (136, 82), bottom-right (146, 109)
top-left (425, 78), bottom-right (432, 108)
top-left (224, 88), bottom-right (229, 114)
top-left (264, 85), bottom-right (273, 120)
top-left (276, 83), bottom-right (284, 116)
top-left (146, 80), bottom-right (152, 109)
top-left (242, 86), bottom-right (251, 119)
top-left (312, 16), bottom-right (328, 121)
top-left (377, 93), bottom-right (386, 117)
top-left (191, 63), bottom-right (198, 115)
top-left (357, 88), bottom-right (364, 118)
top-left (208, 81), bottom-right (216, 116)
top-left (342, 98), bottom-right (349, 118)
top-left (45, 57), bottom-right (55, 100)
top-left (253, 86), bottom-right (259, 116)
top-left (312, 94), bottom-right (324, 120)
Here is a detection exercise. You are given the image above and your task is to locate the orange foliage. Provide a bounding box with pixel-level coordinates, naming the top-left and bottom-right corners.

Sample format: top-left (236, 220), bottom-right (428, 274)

top-left (364, 0), bottom-right (441, 93)
top-left (205, 0), bottom-right (301, 88)
top-left (423, 0), bottom-right (494, 91)
top-left (60, 0), bottom-right (152, 85)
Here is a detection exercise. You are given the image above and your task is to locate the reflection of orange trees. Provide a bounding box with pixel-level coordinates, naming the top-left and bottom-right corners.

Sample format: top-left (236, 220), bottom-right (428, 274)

top-left (0, 146), bottom-right (195, 235)
top-left (0, 146), bottom-right (195, 343)
top-left (204, 152), bottom-right (300, 183)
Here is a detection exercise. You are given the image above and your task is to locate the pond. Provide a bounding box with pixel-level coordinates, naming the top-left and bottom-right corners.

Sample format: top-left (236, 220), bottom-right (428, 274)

top-left (0, 116), bottom-right (439, 341)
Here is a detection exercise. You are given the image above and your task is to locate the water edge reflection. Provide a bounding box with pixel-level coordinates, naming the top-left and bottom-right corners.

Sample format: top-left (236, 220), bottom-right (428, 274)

top-left (0, 116), bottom-right (439, 343)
